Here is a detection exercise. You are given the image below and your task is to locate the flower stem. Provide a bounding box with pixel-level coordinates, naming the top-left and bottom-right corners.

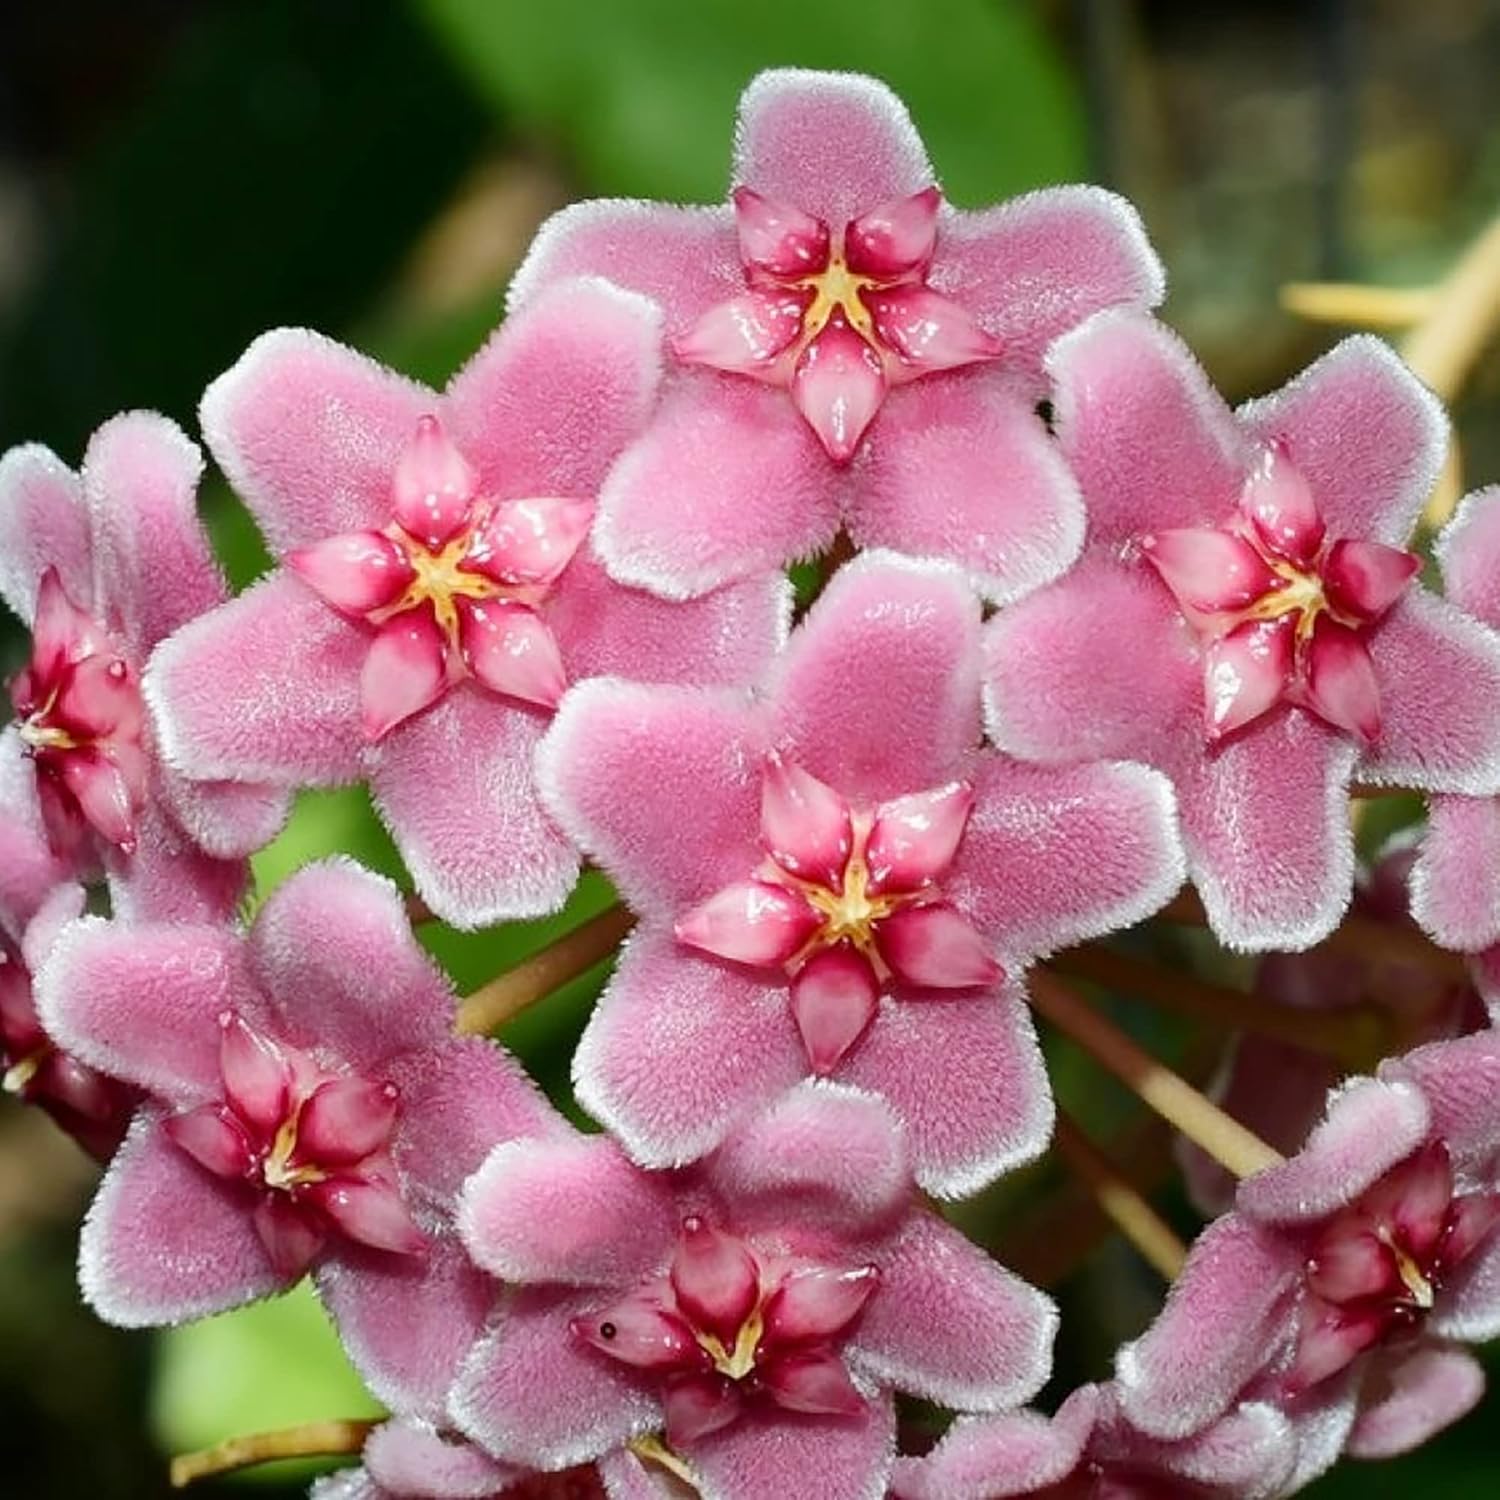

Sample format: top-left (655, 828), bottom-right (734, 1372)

top-left (1052, 1111), bottom-right (1187, 1280)
top-left (170, 1419), bottom-right (378, 1487)
top-left (1029, 972), bottom-right (1283, 1180)
top-left (454, 904), bottom-right (636, 1036)
top-left (1050, 945), bottom-right (1390, 1070)
top-left (1280, 281), bottom-right (1439, 329)
top-left (404, 892), bottom-right (435, 925)
top-left (1401, 215), bottom-right (1500, 404)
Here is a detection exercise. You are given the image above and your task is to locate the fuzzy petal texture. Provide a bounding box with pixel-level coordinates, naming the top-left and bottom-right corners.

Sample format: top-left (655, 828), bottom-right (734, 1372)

top-left (846, 375), bottom-right (1083, 602)
top-left (453, 1285), bottom-right (661, 1470)
top-left (950, 757), bottom-right (1183, 961)
top-left (146, 570), bottom-right (366, 785)
top-left (1115, 1214), bottom-right (1298, 1439)
top-left (891, 1400), bottom-right (1094, 1500)
top-left (362, 1421), bottom-right (523, 1499)
top-left (0, 442), bottom-right (91, 619)
top-left (572, 930), bottom-right (804, 1169)
top-left (1346, 1343), bottom-right (1485, 1459)
top-left (1411, 794), bottom-right (1500, 951)
top-left (80, 1110), bottom-right (284, 1326)
top-left (769, 551), bottom-right (980, 803)
top-left (1435, 484), bottom-right (1500, 628)
top-left (0, 728), bottom-right (74, 939)
top-left (1238, 335), bottom-right (1447, 548)
top-left (593, 377), bottom-right (839, 599)
top-left (372, 690), bottom-right (577, 929)
top-left (839, 979), bottom-right (1053, 1198)
top-left (200, 328), bottom-right (429, 554)
top-left (1383, 1028), bottom-right (1500, 1169)
top-left (847, 1213), bottom-right (1054, 1412)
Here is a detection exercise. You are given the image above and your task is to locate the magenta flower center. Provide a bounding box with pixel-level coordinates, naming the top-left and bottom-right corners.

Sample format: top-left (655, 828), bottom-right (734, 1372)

top-left (675, 756), bottom-right (999, 1074)
top-left (163, 1009), bottom-right (424, 1279)
top-left (9, 567), bottom-right (147, 855)
top-left (1287, 1140), bottom-right (1500, 1393)
top-left (288, 414), bottom-right (593, 740)
top-left (1141, 444), bottom-right (1420, 744)
top-left (571, 1214), bottom-right (877, 1447)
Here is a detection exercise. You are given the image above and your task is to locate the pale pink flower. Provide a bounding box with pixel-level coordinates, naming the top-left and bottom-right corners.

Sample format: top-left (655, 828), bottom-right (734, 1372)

top-left (537, 551), bottom-right (1183, 1195)
top-left (510, 68), bottom-right (1164, 600)
top-left (1117, 1035), bottom-right (1500, 1485)
top-left (453, 1081), bottom-right (1057, 1500)
top-left (147, 278), bottom-right (788, 929)
top-left (985, 313), bottom-right (1500, 952)
top-left (35, 859), bottom-right (558, 1428)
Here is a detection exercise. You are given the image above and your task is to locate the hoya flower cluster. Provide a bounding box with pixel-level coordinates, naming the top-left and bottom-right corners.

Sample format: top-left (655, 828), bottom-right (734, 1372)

top-left (3, 68), bottom-right (1500, 1500)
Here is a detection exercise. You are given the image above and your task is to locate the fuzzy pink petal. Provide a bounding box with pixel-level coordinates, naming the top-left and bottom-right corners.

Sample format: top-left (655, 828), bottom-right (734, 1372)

top-left (950, 758), bottom-right (1183, 962)
top-left (297, 1078), bottom-right (400, 1166)
top-left (877, 904), bottom-right (999, 990)
top-left (443, 278), bottom-right (660, 500)
top-left (453, 1285), bottom-right (661, 1470)
top-left (201, 329), bottom-right (430, 554)
top-left (1239, 443), bottom-right (1326, 566)
top-left (790, 320), bottom-right (887, 464)
top-left (80, 1111), bottom-right (284, 1326)
top-left (219, 1010), bottom-right (291, 1135)
top-left (1204, 616), bottom-right (1296, 741)
top-left (1361, 590), bottom-right (1500, 794)
top-left (1435, 484), bottom-right (1500, 628)
top-left (845, 187), bottom-right (939, 277)
top-left (1238, 335), bottom-right (1446, 548)
top-left (145, 570), bottom-right (366, 784)
top-left (0, 728), bottom-right (74, 938)
top-left (1323, 539), bottom-right (1421, 622)
top-left (863, 781), bottom-right (971, 896)
top-left (846, 376), bottom-right (1083, 603)
top-left (508, 200), bottom-right (736, 331)
top-left (103, 797), bottom-right (250, 926)
top-left (839, 978), bottom-right (1052, 1198)
top-left (469, 497), bottom-right (594, 591)
top-left (790, 947), bottom-right (880, 1075)
top-left (390, 415), bottom-right (476, 550)
top-left (687, 1394), bottom-right (896, 1500)
top-left (458, 599), bottom-right (567, 711)
top-left (288, 530), bottom-right (414, 616)
top-left (548, 552), bottom-right (789, 688)
top-left (849, 1213), bottom-right (1055, 1411)
top-left (318, 1236), bottom-right (494, 1422)
top-left (770, 551), bottom-right (980, 804)
top-left (1429, 1229), bottom-right (1500, 1343)
top-left (672, 288), bottom-right (808, 373)
top-left (361, 610), bottom-right (449, 741)
top-left (761, 755), bottom-right (852, 888)
top-left (1410, 794), bottom-right (1500, 951)
top-left (0, 442), bottom-right (91, 621)
top-left (1237, 1075), bottom-right (1431, 1225)
top-left (594, 377), bottom-right (840, 599)
top-left (573, 929), bottom-right (804, 1169)
top-left (1049, 310), bottom-right (1249, 544)
top-left (1303, 618), bottom-right (1381, 744)
top-left (704, 1079), bottom-right (911, 1233)
top-left (250, 859), bottom-right (453, 1069)
top-left (1347, 1344), bottom-right (1485, 1459)
top-left (1115, 1214), bottom-right (1298, 1440)
top-left (671, 1217), bottom-right (761, 1345)
top-left (732, 186), bottom-right (830, 276)
top-left (759, 1348), bottom-right (865, 1418)
top-left (983, 552), bottom-right (1200, 763)
top-left (362, 1421), bottom-right (523, 1499)
top-left (36, 916), bottom-right (260, 1103)
top-left (1382, 1029), bottom-right (1500, 1169)
top-left (154, 766), bottom-right (291, 864)
top-left (1140, 528), bottom-right (1279, 614)
top-left (1176, 714), bottom-right (1358, 952)
top-left (677, 879), bottom-right (820, 967)
top-left (863, 285), bottom-right (1003, 375)
top-left (536, 678), bottom-right (762, 914)
top-left (734, 69), bottom-right (931, 225)
top-left (763, 1266), bottom-right (878, 1347)
top-left (372, 689), bottom-right (578, 929)
top-left (459, 1133), bottom-right (678, 1288)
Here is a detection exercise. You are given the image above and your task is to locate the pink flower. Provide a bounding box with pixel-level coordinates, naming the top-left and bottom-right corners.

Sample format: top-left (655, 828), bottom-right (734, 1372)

top-left (453, 1082), bottom-right (1057, 1500)
top-left (538, 551), bottom-right (1184, 1194)
top-left (147, 278), bottom-right (788, 929)
top-left (0, 414), bottom-right (288, 923)
top-left (35, 859), bottom-right (558, 1428)
top-left (1116, 1035), bottom-right (1500, 1484)
top-left (985, 313), bottom-right (1500, 952)
top-left (892, 1384), bottom-right (1296, 1500)
top-left (510, 68), bottom-right (1164, 599)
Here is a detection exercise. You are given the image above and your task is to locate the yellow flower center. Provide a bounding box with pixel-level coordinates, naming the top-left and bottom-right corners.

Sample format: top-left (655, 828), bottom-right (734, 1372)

top-left (794, 247), bottom-right (884, 348)
top-left (370, 525), bottom-right (508, 651)
top-left (697, 1306), bottom-right (766, 1381)
top-left (260, 1111), bottom-right (328, 1193)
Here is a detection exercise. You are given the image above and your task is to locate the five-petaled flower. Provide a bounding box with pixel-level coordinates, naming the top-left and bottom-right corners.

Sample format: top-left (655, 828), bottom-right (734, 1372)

top-left (984, 312), bottom-right (1500, 952)
top-left (145, 277), bottom-right (788, 929)
top-left (510, 68), bottom-right (1163, 600)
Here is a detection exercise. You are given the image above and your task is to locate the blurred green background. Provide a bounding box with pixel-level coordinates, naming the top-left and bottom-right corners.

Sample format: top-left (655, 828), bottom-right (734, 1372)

top-left (1, 1), bottom-right (1498, 1494)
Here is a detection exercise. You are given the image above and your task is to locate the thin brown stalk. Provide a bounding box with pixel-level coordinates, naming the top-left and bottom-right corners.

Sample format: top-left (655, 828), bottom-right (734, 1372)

top-left (1280, 281), bottom-right (1440, 329)
top-left (1400, 216), bottom-right (1500, 404)
top-left (170, 1419), bottom-right (378, 1488)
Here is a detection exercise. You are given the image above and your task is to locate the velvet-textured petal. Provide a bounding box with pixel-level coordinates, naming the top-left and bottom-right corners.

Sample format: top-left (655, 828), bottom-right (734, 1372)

top-left (453, 1285), bottom-right (661, 1470)
top-left (1383, 1029), bottom-right (1500, 1170)
top-left (0, 442), bottom-right (91, 621)
top-left (372, 689), bottom-right (578, 929)
top-left (363, 1421), bottom-right (523, 1499)
top-left (733, 68), bottom-right (931, 227)
top-left (1049, 310), bottom-right (1249, 544)
top-left (572, 930), bottom-right (805, 1169)
top-left (950, 757), bottom-right (1183, 962)
top-left (145, 570), bottom-right (366, 785)
top-left (1412, 794), bottom-right (1500, 950)
top-left (0, 728), bottom-right (73, 940)
top-left (1361, 590), bottom-right (1500, 795)
top-left (1238, 335), bottom-right (1447, 548)
top-left (769, 551), bottom-right (980, 804)
top-left (200, 328), bottom-right (430, 554)
top-left (847, 376), bottom-right (1083, 603)
top-left (1346, 1344), bottom-right (1485, 1459)
top-left (80, 1111), bottom-right (283, 1326)
top-left (593, 377), bottom-right (840, 600)
top-left (848, 1213), bottom-right (1055, 1412)
top-left (1435, 484), bottom-right (1500, 628)
top-left (839, 979), bottom-right (1052, 1198)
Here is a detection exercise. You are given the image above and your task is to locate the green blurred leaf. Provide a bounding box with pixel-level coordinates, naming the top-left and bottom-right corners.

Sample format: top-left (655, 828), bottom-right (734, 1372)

top-left (418, 0), bottom-right (1086, 205)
